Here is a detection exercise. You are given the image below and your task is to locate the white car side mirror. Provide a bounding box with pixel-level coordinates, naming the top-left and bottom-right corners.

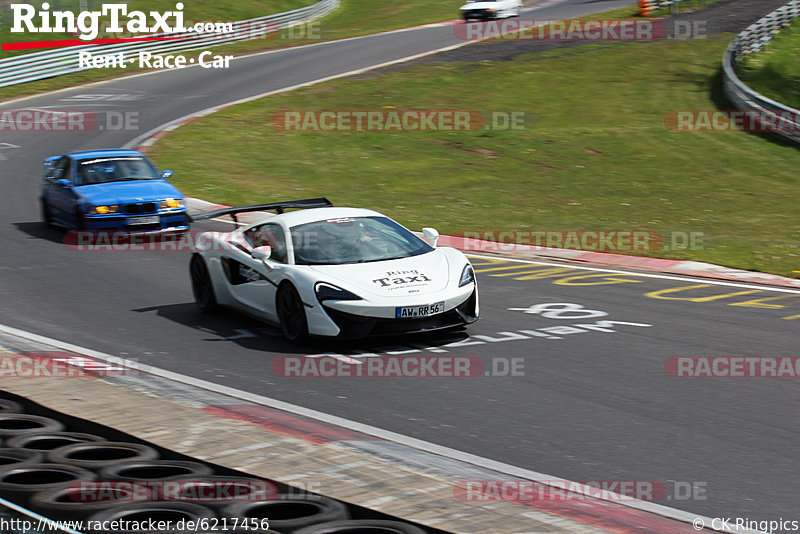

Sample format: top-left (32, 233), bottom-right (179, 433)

top-left (422, 227), bottom-right (440, 248)
top-left (251, 245), bottom-right (272, 261)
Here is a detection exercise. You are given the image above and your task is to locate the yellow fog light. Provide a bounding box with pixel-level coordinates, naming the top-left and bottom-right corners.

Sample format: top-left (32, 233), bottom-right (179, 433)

top-left (160, 198), bottom-right (184, 209)
top-left (92, 205), bottom-right (118, 214)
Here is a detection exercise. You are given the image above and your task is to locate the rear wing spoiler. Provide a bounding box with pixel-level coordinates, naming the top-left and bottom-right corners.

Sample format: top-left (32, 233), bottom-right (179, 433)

top-left (188, 197), bottom-right (333, 224)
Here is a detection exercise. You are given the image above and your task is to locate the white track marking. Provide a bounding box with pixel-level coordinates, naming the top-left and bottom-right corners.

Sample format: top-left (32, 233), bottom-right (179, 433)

top-left (467, 254), bottom-right (800, 294)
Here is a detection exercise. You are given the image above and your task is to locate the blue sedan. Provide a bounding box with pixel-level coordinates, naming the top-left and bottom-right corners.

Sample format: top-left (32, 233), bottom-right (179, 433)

top-left (40, 149), bottom-right (188, 233)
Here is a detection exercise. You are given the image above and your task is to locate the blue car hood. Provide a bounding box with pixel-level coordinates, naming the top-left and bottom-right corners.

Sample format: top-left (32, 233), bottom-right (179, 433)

top-left (76, 180), bottom-right (182, 206)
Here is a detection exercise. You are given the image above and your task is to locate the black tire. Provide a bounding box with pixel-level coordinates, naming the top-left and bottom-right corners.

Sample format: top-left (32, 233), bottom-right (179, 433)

top-left (29, 482), bottom-right (151, 520)
top-left (0, 414), bottom-right (64, 438)
top-left (0, 448), bottom-right (44, 467)
top-left (6, 432), bottom-right (105, 451)
top-left (99, 460), bottom-right (215, 482)
top-left (47, 442), bottom-right (159, 470)
top-left (0, 463), bottom-right (96, 503)
top-left (87, 501), bottom-right (216, 531)
top-left (0, 399), bottom-right (24, 414)
top-left (276, 284), bottom-right (308, 342)
top-left (293, 520), bottom-right (427, 534)
top-left (74, 207), bottom-right (86, 231)
top-left (41, 198), bottom-right (54, 228)
top-left (190, 254), bottom-right (219, 313)
top-left (223, 496), bottom-right (349, 533)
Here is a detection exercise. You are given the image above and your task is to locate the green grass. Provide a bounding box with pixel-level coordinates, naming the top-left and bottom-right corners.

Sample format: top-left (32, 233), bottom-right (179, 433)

top-left (648, 0), bottom-right (726, 17)
top-left (738, 18), bottom-right (800, 110)
top-left (148, 36), bottom-right (800, 277)
top-left (0, 0), bottom-right (464, 101)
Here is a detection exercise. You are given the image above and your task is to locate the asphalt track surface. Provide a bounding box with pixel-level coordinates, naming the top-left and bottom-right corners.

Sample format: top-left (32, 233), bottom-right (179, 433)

top-left (1, 0), bottom-right (798, 526)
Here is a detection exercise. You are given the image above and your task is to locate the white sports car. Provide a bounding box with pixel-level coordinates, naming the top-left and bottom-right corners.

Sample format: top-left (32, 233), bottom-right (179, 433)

top-left (189, 199), bottom-right (479, 341)
top-left (460, 0), bottom-right (522, 20)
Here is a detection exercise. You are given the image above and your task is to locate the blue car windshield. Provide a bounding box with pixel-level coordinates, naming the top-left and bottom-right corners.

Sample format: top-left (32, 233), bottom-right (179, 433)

top-left (291, 216), bottom-right (433, 265)
top-left (77, 156), bottom-right (159, 184)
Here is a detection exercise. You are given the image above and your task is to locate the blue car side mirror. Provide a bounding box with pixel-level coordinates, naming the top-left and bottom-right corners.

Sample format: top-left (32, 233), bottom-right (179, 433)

top-left (160, 170), bottom-right (174, 179)
top-left (57, 179), bottom-right (73, 188)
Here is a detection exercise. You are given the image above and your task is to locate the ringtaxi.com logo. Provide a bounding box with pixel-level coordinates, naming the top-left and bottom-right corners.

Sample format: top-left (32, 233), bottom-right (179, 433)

top-left (0, 110), bottom-right (138, 132)
top-left (271, 356), bottom-right (525, 378)
top-left (270, 110), bottom-right (528, 131)
top-left (10, 2), bottom-right (200, 41)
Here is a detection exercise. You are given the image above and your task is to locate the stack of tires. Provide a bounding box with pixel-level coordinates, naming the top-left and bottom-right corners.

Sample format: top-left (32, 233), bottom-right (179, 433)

top-left (0, 395), bottom-right (436, 534)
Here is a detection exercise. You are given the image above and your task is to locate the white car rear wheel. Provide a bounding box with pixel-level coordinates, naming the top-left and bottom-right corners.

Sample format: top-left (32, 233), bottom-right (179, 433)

top-left (190, 254), bottom-right (219, 313)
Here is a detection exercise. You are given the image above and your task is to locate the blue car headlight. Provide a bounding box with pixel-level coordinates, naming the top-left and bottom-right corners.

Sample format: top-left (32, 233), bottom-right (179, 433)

top-left (160, 198), bottom-right (185, 210)
top-left (459, 264), bottom-right (475, 287)
top-left (315, 282), bottom-right (362, 302)
top-left (88, 205), bottom-right (119, 215)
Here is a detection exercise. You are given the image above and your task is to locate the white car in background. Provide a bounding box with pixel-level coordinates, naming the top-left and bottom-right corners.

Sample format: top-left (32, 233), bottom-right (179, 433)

top-left (460, 0), bottom-right (522, 20)
top-left (189, 199), bottom-right (479, 341)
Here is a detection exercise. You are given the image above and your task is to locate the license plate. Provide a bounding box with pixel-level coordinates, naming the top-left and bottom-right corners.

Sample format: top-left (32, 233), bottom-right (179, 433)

top-left (128, 215), bottom-right (159, 225)
top-left (396, 301), bottom-right (445, 319)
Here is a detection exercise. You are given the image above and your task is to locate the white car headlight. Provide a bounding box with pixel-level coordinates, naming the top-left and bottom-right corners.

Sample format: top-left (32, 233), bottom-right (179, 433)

top-left (459, 264), bottom-right (475, 287)
top-left (315, 282), bottom-right (362, 302)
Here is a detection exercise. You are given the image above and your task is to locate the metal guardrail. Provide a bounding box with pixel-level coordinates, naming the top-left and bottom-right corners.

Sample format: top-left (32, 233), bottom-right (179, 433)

top-left (722, 0), bottom-right (800, 145)
top-left (0, 0), bottom-right (339, 88)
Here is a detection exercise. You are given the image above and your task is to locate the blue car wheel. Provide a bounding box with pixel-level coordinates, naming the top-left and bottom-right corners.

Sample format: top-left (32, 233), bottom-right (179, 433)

top-left (73, 208), bottom-right (86, 231)
top-left (41, 199), bottom-right (54, 228)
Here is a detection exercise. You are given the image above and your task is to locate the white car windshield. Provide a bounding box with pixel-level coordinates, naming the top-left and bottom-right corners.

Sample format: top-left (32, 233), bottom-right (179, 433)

top-left (291, 216), bottom-right (433, 265)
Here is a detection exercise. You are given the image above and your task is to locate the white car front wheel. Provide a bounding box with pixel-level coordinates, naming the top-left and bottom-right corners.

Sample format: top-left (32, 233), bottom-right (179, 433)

top-left (276, 283), bottom-right (309, 342)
